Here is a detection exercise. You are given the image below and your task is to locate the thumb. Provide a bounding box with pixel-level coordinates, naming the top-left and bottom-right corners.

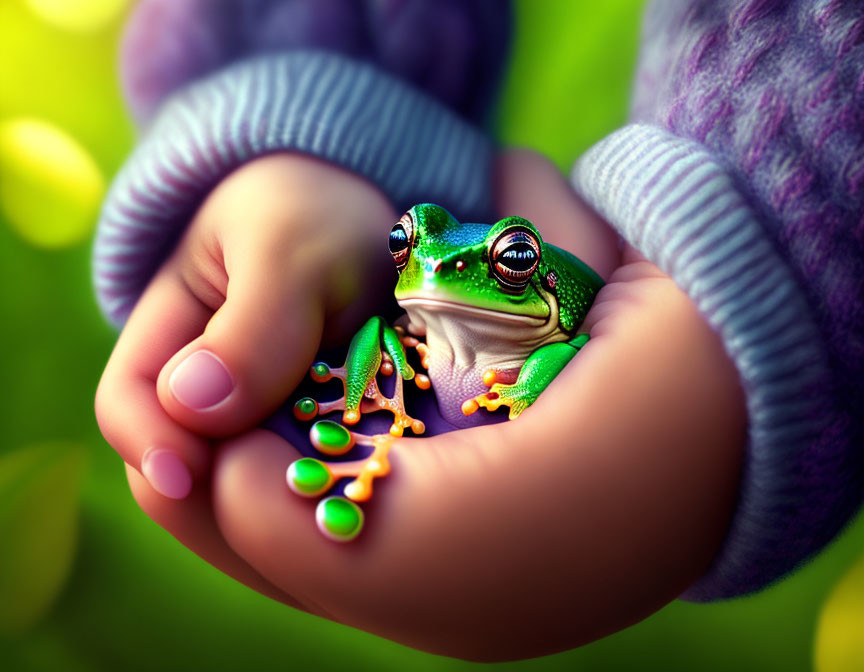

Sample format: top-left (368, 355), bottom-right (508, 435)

top-left (157, 254), bottom-right (324, 437)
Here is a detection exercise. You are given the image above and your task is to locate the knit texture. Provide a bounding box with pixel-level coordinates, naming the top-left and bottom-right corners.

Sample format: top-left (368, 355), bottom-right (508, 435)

top-left (121, 0), bottom-right (512, 126)
top-left (574, 0), bottom-right (864, 600)
top-left (93, 52), bottom-right (496, 326)
top-left (574, 124), bottom-right (856, 601)
top-left (634, 0), bottom-right (863, 455)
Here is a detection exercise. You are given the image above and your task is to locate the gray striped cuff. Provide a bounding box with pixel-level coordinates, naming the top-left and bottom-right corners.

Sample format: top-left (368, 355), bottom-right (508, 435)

top-left (573, 124), bottom-right (839, 601)
top-left (94, 51), bottom-right (495, 326)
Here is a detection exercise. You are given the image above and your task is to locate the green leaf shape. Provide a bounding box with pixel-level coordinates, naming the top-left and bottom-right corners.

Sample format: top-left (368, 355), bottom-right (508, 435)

top-left (0, 443), bottom-right (86, 635)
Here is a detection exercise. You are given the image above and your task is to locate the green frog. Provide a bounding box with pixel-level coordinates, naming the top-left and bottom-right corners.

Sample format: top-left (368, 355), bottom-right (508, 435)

top-left (287, 203), bottom-right (603, 541)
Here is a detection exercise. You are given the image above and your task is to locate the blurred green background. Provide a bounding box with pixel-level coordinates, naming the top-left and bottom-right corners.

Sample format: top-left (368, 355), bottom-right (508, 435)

top-left (1, 0), bottom-right (863, 670)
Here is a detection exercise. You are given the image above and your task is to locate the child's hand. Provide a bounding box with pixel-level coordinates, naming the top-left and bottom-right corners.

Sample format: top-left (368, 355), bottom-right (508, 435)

top-left (95, 153), bottom-right (397, 598)
top-left (99, 150), bottom-right (747, 660)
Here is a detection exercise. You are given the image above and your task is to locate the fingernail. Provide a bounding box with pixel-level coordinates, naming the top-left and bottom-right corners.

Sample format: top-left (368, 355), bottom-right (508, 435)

top-left (141, 448), bottom-right (192, 499)
top-left (169, 350), bottom-right (234, 410)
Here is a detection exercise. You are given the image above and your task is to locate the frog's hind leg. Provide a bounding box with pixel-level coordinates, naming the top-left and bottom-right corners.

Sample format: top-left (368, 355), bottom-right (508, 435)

top-left (334, 373), bottom-right (425, 436)
top-left (312, 321), bottom-right (426, 436)
top-left (393, 325), bottom-right (432, 390)
top-left (368, 373), bottom-right (425, 437)
top-left (294, 317), bottom-right (426, 435)
top-left (340, 316), bottom-right (389, 425)
top-left (294, 317), bottom-right (385, 424)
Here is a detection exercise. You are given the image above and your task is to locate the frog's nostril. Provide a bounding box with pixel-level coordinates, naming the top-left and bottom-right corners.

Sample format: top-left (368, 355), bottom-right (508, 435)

top-left (456, 260), bottom-right (466, 272)
top-left (432, 259), bottom-right (443, 273)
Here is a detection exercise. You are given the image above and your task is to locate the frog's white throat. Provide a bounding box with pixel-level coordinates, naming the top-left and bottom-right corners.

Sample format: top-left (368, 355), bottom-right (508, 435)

top-left (398, 294), bottom-right (568, 427)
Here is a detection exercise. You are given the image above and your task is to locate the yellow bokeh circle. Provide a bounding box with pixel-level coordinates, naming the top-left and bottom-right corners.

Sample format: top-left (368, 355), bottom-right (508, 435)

top-left (815, 551), bottom-right (864, 672)
top-left (0, 118), bottom-right (105, 249)
top-left (25, 0), bottom-right (128, 33)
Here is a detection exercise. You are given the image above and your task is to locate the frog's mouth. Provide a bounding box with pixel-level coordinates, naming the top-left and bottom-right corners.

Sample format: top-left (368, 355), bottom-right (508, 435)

top-left (398, 297), bottom-right (548, 325)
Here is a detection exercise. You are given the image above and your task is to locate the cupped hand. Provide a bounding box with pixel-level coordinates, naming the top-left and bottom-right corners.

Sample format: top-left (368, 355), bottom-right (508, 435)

top-left (99, 150), bottom-right (747, 661)
top-left (95, 153), bottom-right (396, 601)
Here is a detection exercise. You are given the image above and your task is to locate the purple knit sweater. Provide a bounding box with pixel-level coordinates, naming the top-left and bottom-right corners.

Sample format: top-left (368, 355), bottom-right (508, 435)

top-left (121, 0), bottom-right (511, 126)
top-left (95, 0), bottom-right (863, 603)
top-left (574, 0), bottom-right (864, 600)
top-left (95, 0), bottom-right (508, 323)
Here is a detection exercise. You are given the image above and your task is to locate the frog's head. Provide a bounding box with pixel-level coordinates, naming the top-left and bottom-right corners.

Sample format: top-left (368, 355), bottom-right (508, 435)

top-left (390, 203), bottom-right (553, 324)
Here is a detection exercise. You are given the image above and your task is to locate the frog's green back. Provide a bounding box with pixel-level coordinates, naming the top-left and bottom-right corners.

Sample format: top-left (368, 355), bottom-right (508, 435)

top-left (542, 244), bottom-right (604, 333)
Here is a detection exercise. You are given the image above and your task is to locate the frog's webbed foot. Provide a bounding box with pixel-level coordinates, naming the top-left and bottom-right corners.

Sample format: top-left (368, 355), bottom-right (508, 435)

top-left (461, 369), bottom-right (538, 421)
top-left (293, 362), bottom-right (352, 419)
top-left (461, 337), bottom-right (590, 421)
top-left (286, 424), bottom-right (397, 541)
top-left (292, 318), bottom-right (428, 437)
top-left (288, 378), bottom-right (420, 543)
top-left (295, 363), bottom-right (424, 437)
top-left (293, 362), bottom-right (359, 423)
top-left (364, 373), bottom-right (426, 437)
top-left (288, 317), bottom-right (435, 541)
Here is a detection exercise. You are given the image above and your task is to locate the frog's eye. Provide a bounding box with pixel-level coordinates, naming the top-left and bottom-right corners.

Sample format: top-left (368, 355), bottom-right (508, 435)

top-left (489, 228), bottom-right (541, 291)
top-left (389, 212), bottom-right (415, 272)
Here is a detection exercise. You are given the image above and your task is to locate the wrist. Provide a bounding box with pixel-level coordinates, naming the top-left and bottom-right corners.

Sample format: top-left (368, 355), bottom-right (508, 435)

top-left (94, 51), bottom-right (495, 328)
top-left (572, 123), bottom-right (843, 600)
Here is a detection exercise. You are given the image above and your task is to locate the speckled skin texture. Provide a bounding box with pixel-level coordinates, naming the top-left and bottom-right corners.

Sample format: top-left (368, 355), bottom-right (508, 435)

top-left (392, 205), bottom-right (602, 426)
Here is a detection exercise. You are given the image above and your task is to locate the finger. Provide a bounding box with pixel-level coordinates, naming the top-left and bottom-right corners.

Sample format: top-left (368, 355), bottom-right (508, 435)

top-left (155, 233), bottom-right (326, 436)
top-left (213, 429), bottom-right (504, 656)
top-left (152, 150), bottom-right (398, 437)
top-left (495, 148), bottom-right (621, 280)
top-left (96, 260), bottom-right (214, 500)
top-left (579, 255), bottom-right (669, 335)
top-left (124, 463), bottom-right (314, 613)
top-left (212, 271), bottom-right (746, 661)
top-left (213, 430), bottom-right (359, 620)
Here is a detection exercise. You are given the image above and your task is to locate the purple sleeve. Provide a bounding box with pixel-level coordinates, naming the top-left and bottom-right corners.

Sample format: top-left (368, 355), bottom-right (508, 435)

top-left (94, 0), bottom-right (512, 326)
top-left (572, 0), bottom-right (864, 601)
top-left (120, 0), bottom-right (512, 126)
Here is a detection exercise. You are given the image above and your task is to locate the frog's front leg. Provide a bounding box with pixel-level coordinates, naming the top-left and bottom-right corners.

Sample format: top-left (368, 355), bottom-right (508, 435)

top-left (393, 324), bottom-right (431, 390)
top-left (462, 334), bottom-right (591, 420)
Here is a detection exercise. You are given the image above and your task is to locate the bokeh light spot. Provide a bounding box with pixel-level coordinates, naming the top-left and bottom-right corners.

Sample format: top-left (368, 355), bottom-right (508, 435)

top-left (0, 118), bottom-right (105, 249)
top-left (815, 551), bottom-right (864, 671)
top-left (24, 0), bottom-right (127, 33)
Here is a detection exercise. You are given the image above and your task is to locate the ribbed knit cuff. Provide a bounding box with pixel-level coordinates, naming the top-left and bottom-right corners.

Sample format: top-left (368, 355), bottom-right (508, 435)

top-left (573, 124), bottom-right (843, 601)
top-left (94, 51), bottom-right (496, 327)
